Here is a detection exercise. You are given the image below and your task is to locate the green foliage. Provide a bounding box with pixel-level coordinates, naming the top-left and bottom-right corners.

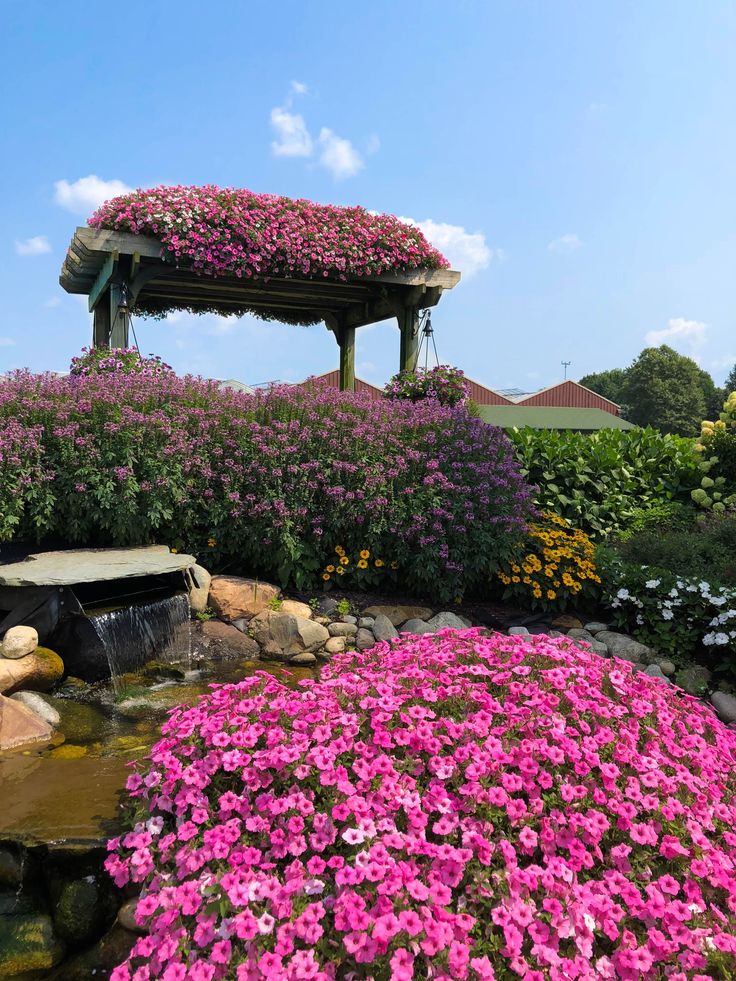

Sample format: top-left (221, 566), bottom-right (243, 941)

top-left (692, 391), bottom-right (736, 511)
top-left (598, 549), bottom-right (736, 678)
top-left (577, 368), bottom-right (628, 406)
top-left (613, 510), bottom-right (736, 588)
top-left (506, 426), bottom-right (700, 537)
top-left (335, 598), bottom-right (352, 617)
top-left (725, 364), bottom-right (736, 395)
top-left (621, 345), bottom-right (706, 435)
top-left (194, 607), bottom-right (215, 622)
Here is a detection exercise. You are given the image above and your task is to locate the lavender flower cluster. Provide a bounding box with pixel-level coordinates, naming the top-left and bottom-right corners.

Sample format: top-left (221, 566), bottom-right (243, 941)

top-left (0, 373), bottom-right (533, 599)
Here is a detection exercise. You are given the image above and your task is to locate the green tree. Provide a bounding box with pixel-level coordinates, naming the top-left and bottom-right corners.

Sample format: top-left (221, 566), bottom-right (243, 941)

top-left (578, 368), bottom-right (628, 406)
top-left (698, 368), bottom-right (725, 420)
top-left (725, 363), bottom-right (736, 396)
top-left (623, 345), bottom-right (706, 435)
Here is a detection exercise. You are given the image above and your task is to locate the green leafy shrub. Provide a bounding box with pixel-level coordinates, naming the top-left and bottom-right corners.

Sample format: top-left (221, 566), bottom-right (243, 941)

top-left (507, 427), bottom-right (700, 537)
top-left (0, 372), bottom-right (533, 602)
top-left (613, 509), bottom-right (736, 587)
top-left (598, 549), bottom-right (736, 677)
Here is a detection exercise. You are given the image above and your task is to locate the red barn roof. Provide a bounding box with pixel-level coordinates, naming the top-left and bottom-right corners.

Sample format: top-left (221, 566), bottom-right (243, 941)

top-left (517, 380), bottom-right (621, 416)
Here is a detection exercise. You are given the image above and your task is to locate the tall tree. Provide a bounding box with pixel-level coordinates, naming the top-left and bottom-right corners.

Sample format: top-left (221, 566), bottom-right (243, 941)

top-left (622, 345), bottom-right (706, 435)
top-left (578, 368), bottom-right (628, 405)
top-left (698, 368), bottom-right (725, 420)
top-left (725, 363), bottom-right (736, 396)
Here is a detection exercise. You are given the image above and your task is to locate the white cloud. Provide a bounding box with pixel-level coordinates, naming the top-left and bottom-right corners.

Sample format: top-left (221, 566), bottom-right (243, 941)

top-left (0, 337), bottom-right (16, 347)
top-left (398, 216), bottom-right (495, 278)
top-left (54, 175), bottom-right (133, 214)
top-left (15, 235), bottom-right (51, 256)
top-left (645, 317), bottom-right (707, 350)
top-left (548, 233), bottom-right (583, 253)
top-left (317, 128), bottom-right (363, 179)
top-left (270, 107), bottom-right (314, 157)
top-left (290, 80), bottom-right (307, 97)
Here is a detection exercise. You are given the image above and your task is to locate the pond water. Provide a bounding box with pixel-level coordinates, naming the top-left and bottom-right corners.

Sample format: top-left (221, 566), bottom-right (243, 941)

top-left (0, 655), bottom-right (312, 848)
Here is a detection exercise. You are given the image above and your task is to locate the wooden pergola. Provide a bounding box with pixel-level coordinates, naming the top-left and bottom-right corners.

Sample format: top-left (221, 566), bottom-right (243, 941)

top-left (59, 227), bottom-right (460, 391)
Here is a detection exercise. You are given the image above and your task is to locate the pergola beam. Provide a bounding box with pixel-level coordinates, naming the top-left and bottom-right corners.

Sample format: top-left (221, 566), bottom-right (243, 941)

top-left (59, 227), bottom-right (460, 386)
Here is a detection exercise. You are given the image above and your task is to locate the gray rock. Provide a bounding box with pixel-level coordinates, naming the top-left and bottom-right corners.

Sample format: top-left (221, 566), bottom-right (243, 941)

top-left (1, 625), bottom-right (39, 659)
top-left (317, 597), bottom-right (338, 616)
top-left (289, 652), bottom-right (317, 665)
top-left (657, 659), bottom-right (676, 677)
top-left (188, 563), bottom-right (211, 615)
top-left (508, 626), bottom-right (530, 636)
top-left (644, 664), bottom-right (668, 681)
top-left (0, 848), bottom-right (24, 889)
top-left (675, 664), bottom-right (712, 696)
top-left (200, 620), bottom-right (260, 657)
top-left (9, 691), bottom-right (60, 728)
top-left (53, 877), bottom-right (105, 944)
top-left (372, 614), bottom-right (398, 642)
top-left (568, 628), bottom-right (595, 643)
top-left (355, 628), bottom-right (375, 651)
top-left (584, 622), bottom-right (608, 634)
top-left (0, 545), bottom-right (194, 587)
top-left (401, 619), bottom-right (434, 635)
top-left (549, 630), bottom-right (564, 638)
top-left (711, 691), bottom-right (736, 724)
top-left (0, 912), bottom-right (65, 976)
top-left (594, 631), bottom-right (653, 663)
top-left (426, 612), bottom-right (472, 631)
top-left (363, 605), bottom-right (433, 627)
top-left (357, 617), bottom-right (375, 629)
top-left (249, 611), bottom-right (329, 660)
top-left (324, 636), bottom-right (346, 655)
top-left (117, 898), bottom-right (147, 934)
top-left (232, 617), bottom-right (250, 633)
top-left (328, 622), bottom-right (358, 637)
top-left (341, 615), bottom-right (357, 624)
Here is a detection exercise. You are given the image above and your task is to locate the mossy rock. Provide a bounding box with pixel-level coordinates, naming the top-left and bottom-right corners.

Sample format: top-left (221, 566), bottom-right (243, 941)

top-left (53, 878), bottom-right (104, 945)
top-left (675, 663), bottom-right (712, 696)
top-left (47, 699), bottom-right (107, 744)
top-left (0, 912), bottom-right (64, 977)
top-left (48, 744), bottom-right (88, 760)
top-left (45, 924), bottom-right (135, 981)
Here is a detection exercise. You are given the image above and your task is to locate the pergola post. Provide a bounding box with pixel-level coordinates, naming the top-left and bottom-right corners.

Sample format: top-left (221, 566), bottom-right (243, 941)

top-left (398, 305), bottom-right (420, 373)
top-left (338, 325), bottom-right (356, 392)
top-left (89, 252), bottom-right (131, 349)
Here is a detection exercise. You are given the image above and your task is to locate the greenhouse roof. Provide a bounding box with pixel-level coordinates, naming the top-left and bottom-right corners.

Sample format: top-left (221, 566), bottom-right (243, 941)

top-left (477, 405), bottom-right (636, 431)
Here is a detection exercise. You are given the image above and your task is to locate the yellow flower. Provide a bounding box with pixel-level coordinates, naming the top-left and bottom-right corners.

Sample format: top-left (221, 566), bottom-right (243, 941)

top-left (340, 556), bottom-right (349, 565)
top-left (322, 573), bottom-right (331, 581)
top-left (360, 549), bottom-right (370, 559)
top-left (547, 589), bottom-right (556, 600)
top-left (326, 565), bottom-right (335, 573)
top-left (170, 548), bottom-right (178, 554)
top-left (511, 564), bottom-right (521, 574)
top-left (511, 575), bottom-right (520, 583)
top-left (390, 561), bottom-right (398, 570)
top-left (375, 559), bottom-right (385, 568)
top-left (357, 559), bottom-right (368, 569)
top-left (336, 567), bottom-right (345, 575)
top-left (207, 537), bottom-right (216, 548)
top-left (335, 546), bottom-right (345, 556)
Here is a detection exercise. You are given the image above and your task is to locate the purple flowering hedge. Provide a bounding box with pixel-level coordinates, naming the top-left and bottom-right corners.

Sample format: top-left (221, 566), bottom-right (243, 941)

top-left (0, 372), bottom-right (532, 600)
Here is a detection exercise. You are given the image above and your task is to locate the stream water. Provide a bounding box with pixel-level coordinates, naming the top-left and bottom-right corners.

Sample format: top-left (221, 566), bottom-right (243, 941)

top-left (0, 654), bottom-right (312, 848)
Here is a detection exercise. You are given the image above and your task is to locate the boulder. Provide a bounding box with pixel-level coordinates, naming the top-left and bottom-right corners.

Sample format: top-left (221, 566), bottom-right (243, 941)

top-left (1, 625), bottom-right (39, 659)
top-left (290, 652), bottom-right (317, 665)
top-left (567, 628), bottom-right (596, 643)
top-left (328, 622), bottom-right (358, 637)
top-left (426, 612), bottom-right (472, 631)
top-left (249, 611), bottom-right (328, 660)
top-left (372, 614), bottom-right (398, 643)
top-left (188, 563), bottom-right (211, 614)
top-left (0, 848), bottom-right (24, 889)
top-left (675, 664), bottom-right (712, 697)
top-left (341, 614), bottom-right (357, 624)
top-left (279, 600), bottom-right (314, 620)
top-left (200, 620), bottom-right (260, 657)
top-left (710, 691), bottom-right (736, 724)
top-left (324, 636), bottom-right (347, 655)
top-left (584, 622), bottom-right (608, 634)
top-left (355, 628), bottom-right (375, 651)
top-left (363, 605), bottom-right (433, 627)
top-left (508, 626), bottom-right (530, 636)
top-left (53, 877), bottom-right (106, 945)
top-left (46, 924), bottom-right (136, 981)
top-left (0, 647), bottom-right (64, 695)
top-left (0, 693), bottom-right (54, 750)
top-left (0, 912), bottom-right (65, 977)
top-left (209, 576), bottom-right (280, 621)
top-left (551, 614), bottom-right (583, 631)
top-left (9, 691), bottom-right (60, 728)
top-left (657, 659), bottom-right (677, 677)
top-left (401, 619), bottom-right (434, 635)
top-left (117, 898), bottom-right (147, 935)
top-left (317, 597), bottom-right (338, 616)
top-left (594, 631), bottom-right (652, 663)
top-left (644, 664), bottom-right (668, 681)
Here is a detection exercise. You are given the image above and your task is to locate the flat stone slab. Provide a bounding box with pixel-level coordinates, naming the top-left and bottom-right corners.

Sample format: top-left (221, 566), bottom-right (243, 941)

top-left (0, 546), bottom-right (195, 587)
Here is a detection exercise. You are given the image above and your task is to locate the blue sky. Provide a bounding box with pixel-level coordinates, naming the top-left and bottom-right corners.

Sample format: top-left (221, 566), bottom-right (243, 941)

top-left (2, 1), bottom-right (736, 390)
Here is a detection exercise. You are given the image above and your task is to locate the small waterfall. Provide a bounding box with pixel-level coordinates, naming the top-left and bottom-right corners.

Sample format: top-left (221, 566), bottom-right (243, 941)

top-left (89, 592), bottom-right (191, 689)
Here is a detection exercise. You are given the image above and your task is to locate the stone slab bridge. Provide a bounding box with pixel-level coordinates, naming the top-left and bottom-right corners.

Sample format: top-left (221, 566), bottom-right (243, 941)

top-left (59, 227), bottom-right (460, 391)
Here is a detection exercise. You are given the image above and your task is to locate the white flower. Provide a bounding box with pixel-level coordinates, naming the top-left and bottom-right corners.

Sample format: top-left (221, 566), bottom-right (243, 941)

top-left (662, 609), bottom-right (674, 621)
top-left (616, 588), bottom-right (630, 601)
top-left (645, 579), bottom-right (661, 589)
